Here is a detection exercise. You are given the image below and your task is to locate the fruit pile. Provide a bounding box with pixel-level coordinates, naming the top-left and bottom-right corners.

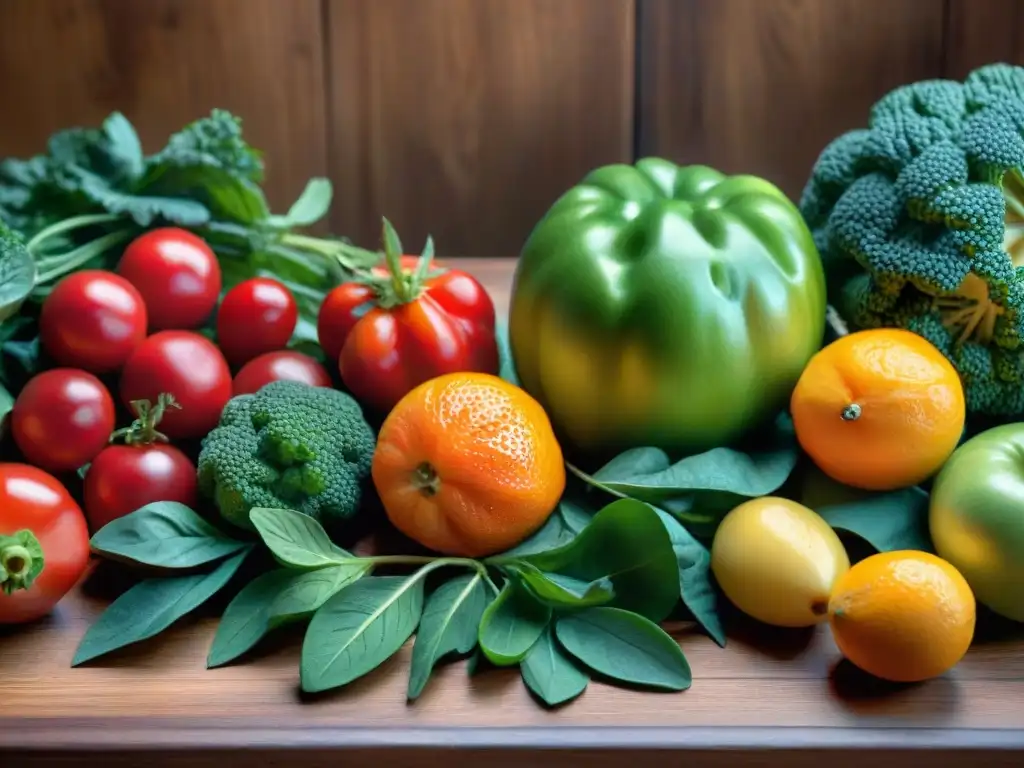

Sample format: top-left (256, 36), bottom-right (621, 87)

top-left (3, 62), bottom-right (1024, 711)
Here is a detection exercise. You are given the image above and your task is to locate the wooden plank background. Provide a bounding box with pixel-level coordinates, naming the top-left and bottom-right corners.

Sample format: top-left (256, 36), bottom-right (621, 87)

top-left (0, 0), bottom-right (1021, 257)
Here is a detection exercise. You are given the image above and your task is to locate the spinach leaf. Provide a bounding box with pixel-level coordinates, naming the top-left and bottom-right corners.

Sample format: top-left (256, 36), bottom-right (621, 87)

top-left (501, 499), bottom-right (592, 557)
top-left (521, 623), bottom-right (589, 707)
top-left (301, 574), bottom-right (425, 693)
top-left (507, 563), bottom-right (614, 609)
top-left (503, 498), bottom-right (679, 622)
top-left (477, 580), bottom-right (550, 666)
top-left (100, 112), bottom-right (144, 181)
top-left (207, 568), bottom-right (299, 668)
top-left (267, 178), bottom-right (333, 229)
top-left (817, 486), bottom-right (934, 555)
top-left (0, 223), bottom-right (36, 322)
top-left (268, 561), bottom-right (371, 626)
top-left (73, 549), bottom-right (250, 666)
top-left (654, 508), bottom-right (726, 647)
top-left (555, 607), bottom-right (691, 691)
top-left (408, 574), bottom-right (492, 700)
top-left (249, 506), bottom-right (353, 570)
top-left (90, 501), bottom-right (246, 569)
top-left (67, 165), bottom-right (211, 227)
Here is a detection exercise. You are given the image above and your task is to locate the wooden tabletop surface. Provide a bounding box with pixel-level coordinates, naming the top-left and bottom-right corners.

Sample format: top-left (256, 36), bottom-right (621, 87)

top-left (3, 258), bottom-right (1024, 768)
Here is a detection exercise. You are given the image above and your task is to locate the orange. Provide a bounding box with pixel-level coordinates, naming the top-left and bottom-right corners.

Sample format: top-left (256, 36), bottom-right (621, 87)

top-left (827, 550), bottom-right (976, 683)
top-left (371, 372), bottom-right (566, 558)
top-left (790, 328), bottom-right (965, 491)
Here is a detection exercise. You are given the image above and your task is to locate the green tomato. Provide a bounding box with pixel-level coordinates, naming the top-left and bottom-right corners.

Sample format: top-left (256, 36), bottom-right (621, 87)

top-left (930, 423), bottom-right (1024, 622)
top-left (509, 158), bottom-right (827, 456)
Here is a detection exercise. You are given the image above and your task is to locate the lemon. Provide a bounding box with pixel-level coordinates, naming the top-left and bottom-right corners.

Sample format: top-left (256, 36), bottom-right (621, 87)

top-left (711, 496), bottom-right (850, 627)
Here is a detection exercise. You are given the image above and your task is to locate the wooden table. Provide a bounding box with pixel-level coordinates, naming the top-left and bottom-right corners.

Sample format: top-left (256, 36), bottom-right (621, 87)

top-left (2, 258), bottom-right (1024, 768)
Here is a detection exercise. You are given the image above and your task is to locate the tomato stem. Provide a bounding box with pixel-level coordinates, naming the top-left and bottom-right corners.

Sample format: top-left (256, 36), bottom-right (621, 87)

top-left (110, 393), bottom-right (180, 446)
top-left (0, 530), bottom-right (45, 595)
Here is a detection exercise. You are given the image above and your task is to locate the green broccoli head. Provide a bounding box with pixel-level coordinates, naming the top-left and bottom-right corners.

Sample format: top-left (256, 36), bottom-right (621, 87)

top-left (800, 63), bottom-right (1024, 417)
top-left (197, 380), bottom-right (377, 531)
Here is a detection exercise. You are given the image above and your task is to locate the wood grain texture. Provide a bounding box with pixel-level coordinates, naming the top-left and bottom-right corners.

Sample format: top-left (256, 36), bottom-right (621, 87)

top-left (2, 260), bottom-right (1024, 765)
top-left (325, 0), bottom-right (635, 258)
top-left (945, 0), bottom-right (1024, 78)
top-left (0, 0), bottom-right (327, 215)
top-left (637, 0), bottom-right (946, 201)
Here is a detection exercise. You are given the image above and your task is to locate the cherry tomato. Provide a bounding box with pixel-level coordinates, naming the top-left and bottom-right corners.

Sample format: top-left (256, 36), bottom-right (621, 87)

top-left (11, 369), bottom-right (116, 473)
top-left (119, 331), bottom-right (232, 439)
top-left (232, 350), bottom-right (332, 396)
top-left (40, 270), bottom-right (148, 373)
top-left (216, 278), bottom-right (298, 366)
top-left (117, 227), bottom-right (222, 331)
top-left (0, 463), bottom-right (91, 624)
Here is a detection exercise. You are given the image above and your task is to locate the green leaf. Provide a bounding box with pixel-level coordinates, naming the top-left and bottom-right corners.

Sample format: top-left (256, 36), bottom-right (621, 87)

top-left (505, 498), bottom-right (679, 622)
top-left (101, 112), bottom-right (144, 181)
top-left (0, 222), bottom-right (36, 322)
top-left (477, 580), bottom-right (550, 666)
top-left (73, 549), bottom-right (250, 666)
top-left (249, 507), bottom-right (353, 570)
top-left (556, 607), bottom-right (692, 691)
top-left (817, 486), bottom-right (934, 554)
top-left (521, 624), bottom-right (589, 707)
top-left (268, 561), bottom-right (371, 626)
top-left (90, 501), bottom-right (247, 569)
top-left (495, 320), bottom-right (520, 386)
top-left (68, 165), bottom-right (211, 227)
top-left (408, 573), bottom-right (492, 700)
top-left (207, 568), bottom-right (299, 668)
top-left (0, 382), bottom-right (13, 437)
top-left (507, 563), bottom-right (614, 609)
top-left (653, 508), bottom-right (726, 647)
top-left (301, 574), bottom-right (425, 693)
top-left (269, 178), bottom-right (333, 229)
top-left (501, 499), bottom-right (592, 557)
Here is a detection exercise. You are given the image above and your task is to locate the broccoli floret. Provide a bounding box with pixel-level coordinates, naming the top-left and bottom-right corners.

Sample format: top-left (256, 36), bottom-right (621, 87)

top-left (800, 63), bottom-right (1024, 418)
top-left (197, 380), bottom-right (377, 531)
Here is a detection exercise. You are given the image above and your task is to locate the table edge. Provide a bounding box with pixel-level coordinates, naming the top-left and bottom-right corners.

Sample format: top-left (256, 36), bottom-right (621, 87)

top-left (3, 720), bottom-right (1024, 753)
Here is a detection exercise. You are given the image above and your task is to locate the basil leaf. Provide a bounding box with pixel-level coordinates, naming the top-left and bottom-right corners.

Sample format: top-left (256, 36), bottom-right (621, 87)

top-left (555, 607), bottom-right (692, 691)
top-left (501, 499), bottom-right (592, 557)
top-left (507, 563), bottom-right (614, 609)
top-left (408, 573), bottom-right (492, 700)
top-left (89, 501), bottom-right (247, 569)
top-left (477, 580), bottom-right (550, 666)
top-left (0, 223), bottom-right (36, 323)
top-left (654, 508), bottom-right (726, 647)
top-left (521, 624), bottom-right (589, 707)
top-left (73, 549), bottom-right (250, 666)
top-left (268, 561), bottom-right (371, 626)
top-left (249, 507), bottom-right (353, 570)
top-left (818, 486), bottom-right (934, 555)
top-left (207, 568), bottom-right (299, 668)
top-left (507, 498), bottom-right (679, 622)
top-left (301, 574), bottom-right (425, 693)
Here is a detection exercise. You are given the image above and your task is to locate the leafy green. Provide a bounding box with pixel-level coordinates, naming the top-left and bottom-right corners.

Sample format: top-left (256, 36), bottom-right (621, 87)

top-left (817, 486), bottom-right (934, 555)
top-left (249, 506), bottom-right (352, 570)
top-left (207, 568), bottom-right (300, 668)
top-left (89, 502), bottom-right (247, 570)
top-left (555, 607), bottom-right (692, 691)
top-left (408, 574), bottom-right (492, 700)
top-left (301, 574), bottom-right (425, 693)
top-left (520, 624), bottom-right (589, 707)
top-left (0, 221), bottom-right (35, 322)
top-left (496, 320), bottom-right (521, 386)
top-left (477, 580), bottom-right (551, 666)
top-left (0, 382), bottom-right (12, 435)
top-left (267, 178), bottom-right (333, 230)
top-left (501, 499), bottom-right (592, 557)
top-left (73, 550), bottom-right (250, 666)
top-left (268, 562), bottom-right (371, 626)
top-left (507, 563), bottom-right (615, 609)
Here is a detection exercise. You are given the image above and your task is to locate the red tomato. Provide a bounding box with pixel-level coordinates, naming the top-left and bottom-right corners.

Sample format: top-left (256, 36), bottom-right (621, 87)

top-left (117, 227), bottom-right (222, 331)
top-left (83, 444), bottom-right (197, 532)
top-left (40, 270), bottom-right (148, 373)
top-left (232, 350), bottom-right (332, 396)
top-left (119, 331), bottom-right (232, 439)
top-left (216, 278), bottom-right (298, 366)
top-left (11, 369), bottom-right (116, 472)
top-left (0, 463), bottom-right (91, 624)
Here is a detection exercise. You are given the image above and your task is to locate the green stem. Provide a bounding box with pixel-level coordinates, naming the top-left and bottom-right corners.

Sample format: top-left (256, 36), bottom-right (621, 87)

top-left (363, 554), bottom-right (493, 584)
top-left (26, 212), bottom-right (121, 252)
top-left (34, 229), bottom-right (133, 285)
top-left (0, 530), bottom-right (45, 595)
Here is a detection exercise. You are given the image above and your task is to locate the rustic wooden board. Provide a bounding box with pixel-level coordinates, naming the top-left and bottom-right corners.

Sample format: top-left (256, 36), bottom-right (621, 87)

top-left (636, 0), bottom-right (946, 201)
top-left (0, 0), bottom-right (328, 217)
top-left (945, 0), bottom-right (1024, 78)
top-left (3, 259), bottom-right (1024, 766)
top-left (324, 0), bottom-right (636, 257)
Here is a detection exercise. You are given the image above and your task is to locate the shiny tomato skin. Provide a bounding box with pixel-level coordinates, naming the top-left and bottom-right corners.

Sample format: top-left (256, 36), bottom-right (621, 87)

top-left (83, 444), bottom-right (198, 532)
top-left (0, 463), bottom-right (91, 624)
top-left (40, 270), bottom-right (148, 373)
top-left (232, 350), bottom-right (332, 396)
top-left (119, 331), bottom-right (232, 440)
top-left (117, 228), bottom-right (222, 331)
top-left (216, 278), bottom-right (298, 366)
top-left (11, 369), bottom-right (116, 473)
top-left (317, 283), bottom-right (375, 365)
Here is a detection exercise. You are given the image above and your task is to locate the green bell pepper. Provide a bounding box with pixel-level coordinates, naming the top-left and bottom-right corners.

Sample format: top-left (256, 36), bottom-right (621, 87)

top-left (930, 423), bottom-right (1024, 623)
top-left (509, 158), bottom-right (826, 456)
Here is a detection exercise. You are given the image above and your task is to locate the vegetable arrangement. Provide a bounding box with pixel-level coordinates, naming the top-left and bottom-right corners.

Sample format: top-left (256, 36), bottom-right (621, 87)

top-left (4, 62), bottom-right (1024, 711)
